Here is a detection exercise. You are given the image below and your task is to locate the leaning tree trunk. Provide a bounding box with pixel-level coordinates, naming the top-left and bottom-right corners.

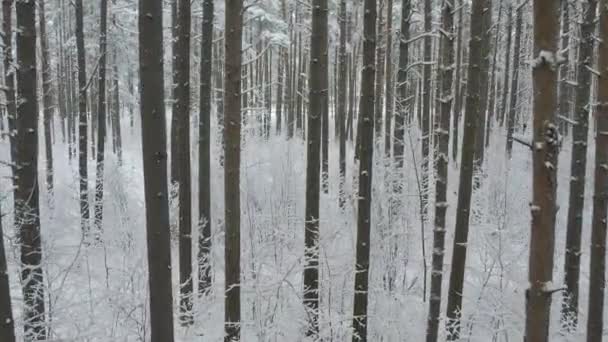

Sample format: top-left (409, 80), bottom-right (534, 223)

top-left (198, 0), bottom-right (213, 298)
top-left (94, 0), bottom-right (108, 234)
top-left (15, 0), bottom-right (46, 338)
top-left (224, 0), bottom-right (243, 340)
top-left (561, 0), bottom-right (597, 329)
top-left (352, 0), bottom-right (376, 340)
top-left (524, 0), bottom-right (559, 339)
top-left (426, 0), bottom-right (454, 340)
top-left (75, 0), bottom-right (89, 235)
top-left (39, 0), bottom-right (54, 199)
top-left (174, 0), bottom-right (193, 325)
top-left (137, 0), bottom-right (175, 339)
top-left (445, 0), bottom-right (486, 337)
top-left (586, 0), bottom-right (608, 340)
top-left (0, 201), bottom-right (15, 342)
top-left (304, 0), bottom-right (328, 336)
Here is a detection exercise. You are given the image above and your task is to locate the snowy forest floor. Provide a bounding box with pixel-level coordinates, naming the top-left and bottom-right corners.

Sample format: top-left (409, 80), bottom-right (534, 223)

top-left (0, 107), bottom-right (598, 341)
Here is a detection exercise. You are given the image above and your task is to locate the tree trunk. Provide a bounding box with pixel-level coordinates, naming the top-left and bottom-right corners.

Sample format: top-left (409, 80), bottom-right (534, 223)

top-left (524, 0), bottom-right (559, 339)
top-left (111, 35), bottom-right (122, 165)
top-left (374, 0), bottom-right (385, 139)
top-left (276, 47), bottom-right (284, 135)
top-left (224, 0), bottom-right (243, 339)
top-left (587, 1), bottom-right (608, 339)
top-left (421, 0), bottom-right (432, 216)
top-left (505, 6), bottom-right (522, 157)
top-left (499, 5), bottom-right (512, 126)
top-left (75, 0), bottom-right (89, 234)
top-left (484, 0), bottom-right (502, 148)
top-left (562, 0), bottom-right (597, 329)
top-left (384, 0), bottom-right (394, 158)
top-left (352, 0), bottom-right (376, 340)
top-left (138, 0), bottom-right (175, 339)
top-left (304, 0), bottom-right (328, 336)
top-left (3, 0), bottom-right (16, 173)
top-left (197, 0), bottom-right (213, 298)
top-left (15, 0), bottom-right (46, 338)
top-left (451, 0), bottom-right (464, 161)
top-left (445, 0), bottom-right (486, 337)
top-left (173, 0), bottom-right (193, 325)
top-left (94, 0), bottom-right (108, 235)
top-left (38, 0), bottom-right (54, 199)
top-left (426, 0), bottom-right (453, 340)
top-left (558, 0), bottom-right (571, 136)
top-left (170, 0), bottom-right (179, 186)
top-left (338, 0), bottom-right (348, 207)
top-left (394, 0), bottom-right (410, 169)
top-left (0, 201), bottom-right (15, 342)
top-left (473, 0), bottom-right (492, 171)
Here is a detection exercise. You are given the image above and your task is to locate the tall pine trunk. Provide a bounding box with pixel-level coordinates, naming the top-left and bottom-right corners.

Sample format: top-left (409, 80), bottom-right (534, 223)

top-left (224, 0), bottom-right (243, 339)
top-left (426, 0), bottom-right (453, 340)
top-left (137, 0), bottom-right (175, 339)
top-left (505, 6), bottom-right (522, 157)
top-left (175, 0), bottom-right (193, 325)
top-left (384, 0), bottom-right (394, 157)
top-left (304, 0), bottom-right (328, 335)
top-left (586, 0), bottom-right (608, 339)
top-left (94, 0), bottom-right (108, 235)
top-left (39, 0), bottom-right (54, 199)
top-left (198, 0), bottom-right (213, 298)
top-left (524, 0), bottom-right (559, 339)
top-left (445, 0), bottom-right (486, 336)
top-left (352, 0), bottom-right (376, 340)
top-left (75, 0), bottom-right (89, 235)
top-left (15, 0), bottom-right (46, 338)
top-left (561, 0), bottom-right (597, 328)
top-left (394, 0), bottom-right (410, 168)
top-left (338, 0), bottom-right (348, 207)
top-left (3, 0), bottom-right (16, 172)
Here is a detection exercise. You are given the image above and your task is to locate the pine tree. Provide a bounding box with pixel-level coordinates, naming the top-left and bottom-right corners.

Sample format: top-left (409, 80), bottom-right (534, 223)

top-left (352, 0), bottom-right (376, 339)
top-left (138, 0), bottom-right (175, 339)
top-left (224, 0), bottom-right (244, 339)
top-left (75, 0), bottom-right (89, 235)
top-left (15, 0), bottom-right (46, 338)
top-left (524, 0), bottom-right (560, 339)
top-left (38, 0), bottom-right (54, 199)
top-left (94, 0), bottom-right (108, 234)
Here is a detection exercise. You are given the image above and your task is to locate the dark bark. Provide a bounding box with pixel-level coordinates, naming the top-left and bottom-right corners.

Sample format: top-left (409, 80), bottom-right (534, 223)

top-left (352, 0), bottom-right (376, 340)
top-left (198, 0), bottom-right (213, 297)
top-left (174, 0), bottom-right (193, 325)
top-left (111, 39), bottom-right (122, 165)
top-left (3, 0), bottom-right (16, 173)
top-left (558, 0), bottom-right (571, 136)
top-left (224, 0), bottom-right (243, 339)
top-left (426, 0), bottom-right (453, 340)
top-left (384, 0), bottom-right (394, 158)
top-left (445, 0), bottom-right (486, 337)
top-left (137, 0), bottom-right (175, 339)
top-left (75, 0), bottom-right (89, 234)
top-left (587, 1), bottom-right (608, 339)
top-left (94, 0), bottom-right (108, 235)
top-left (506, 6), bottom-right (522, 157)
top-left (524, 0), bottom-right (559, 339)
top-left (304, 0), bottom-right (328, 336)
top-left (15, 0), bottom-right (46, 338)
top-left (170, 0), bottom-right (179, 186)
top-left (562, 0), bottom-right (597, 329)
top-left (374, 1), bottom-right (385, 139)
top-left (421, 0), bottom-right (432, 216)
top-left (499, 5), bottom-right (512, 127)
top-left (473, 0), bottom-right (492, 170)
top-left (394, 0), bottom-right (410, 168)
top-left (452, 0), bottom-right (464, 161)
top-left (38, 0), bottom-right (54, 198)
top-left (338, 0), bottom-right (348, 207)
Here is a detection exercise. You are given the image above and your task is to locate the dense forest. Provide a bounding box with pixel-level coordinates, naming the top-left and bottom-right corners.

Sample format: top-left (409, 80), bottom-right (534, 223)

top-left (0, 0), bottom-right (606, 341)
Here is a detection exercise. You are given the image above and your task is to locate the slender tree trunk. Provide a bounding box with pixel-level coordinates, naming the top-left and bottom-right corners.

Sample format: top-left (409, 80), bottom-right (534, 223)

top-left (94, 0), bottom-right (108, 235)
top-left (394, 0), bottom-right (410, 169)
top-left (138, 0), bottom-right (175, 339)
top-left (374, 0), bottom-right (385, 139)
top-left (170, 0), bottom-right (179, 186)
top-left (524, 0), bottom-right (559, 339)
top-left (421, 0), bottom-right (432, 216)
top-left (587, 2), bottom-right (608, 339)
top-left (304, 0), bottom-right (328, 336)
top-left (321, 37), bottom-right (329, 194)
top-left (558, 0), bottom-right (571, 136)
top-left (484, 0), bottom-right (502, 148)
top-left (445, 0), bottom-right (486, 337)
top-left (16, 0), bottom-right (46, 338)
top-left (451, 0), bottom-right (464, 161)
top-left (111, 34), bottom-right (122, 165)
top-left (38, 0), bottom-right (54, 199)
top-left (338, 0), bottom-right (348, 207)
top-left (173, 0), bottom-right (193, 325)
top-left (506, 6), bottom-right (522, 157)
top-left (198, 0), bottom-right (213, 297)
top-left (75, 0), bottom-right (89, 235)
top-left (426, 0), bottom-right (453, 340)
top-left (276, 47), bottom-right (283, 134)
top-left (499, 5), bottom-right (512, 126)
top-left (384, 0), bottom-right (394, 158)
top-left (352, 0), bottom-right (376, 340)
top-left (562, 0), bottom-right (597, 329)
top-left (224, 0), bottom-right (243, 339)
top-left (3, 0), bottom-right (16, 173)
top-left (0, 201), bottom-right (15, 342)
